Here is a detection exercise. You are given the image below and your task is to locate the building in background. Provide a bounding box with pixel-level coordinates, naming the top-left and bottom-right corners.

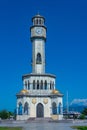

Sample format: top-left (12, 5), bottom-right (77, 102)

top-left (16, 14), bottom-right (63, 120)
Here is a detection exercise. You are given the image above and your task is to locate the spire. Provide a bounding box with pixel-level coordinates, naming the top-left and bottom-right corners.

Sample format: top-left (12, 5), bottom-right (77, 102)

top-left (37, 10), bottom-right (39, 15)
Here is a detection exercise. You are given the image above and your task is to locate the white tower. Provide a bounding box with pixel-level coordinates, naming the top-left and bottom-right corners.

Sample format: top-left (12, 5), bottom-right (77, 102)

top-left (16, 14), bottom-right (63, 121)
top-left (30, 15), bottom-right (46, 74)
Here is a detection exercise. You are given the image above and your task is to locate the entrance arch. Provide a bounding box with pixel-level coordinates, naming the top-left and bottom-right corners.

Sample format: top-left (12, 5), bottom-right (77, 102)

top-left (36, 103), bottom-right (44, 118)
top-left (52, 102), bottom-right (57, 114)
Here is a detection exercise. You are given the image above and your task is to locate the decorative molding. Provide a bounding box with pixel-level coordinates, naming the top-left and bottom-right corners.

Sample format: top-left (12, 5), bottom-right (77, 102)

top-left (43, 98), bottom-right (48, 104)
top-left (32, 98), bottom-right (37, 104)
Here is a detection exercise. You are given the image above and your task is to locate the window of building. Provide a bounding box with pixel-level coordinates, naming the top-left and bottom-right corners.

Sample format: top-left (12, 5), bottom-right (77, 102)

top-left (59, 102), bottom-right (62, 114)
top-left (39, 19), bottom-right (41, 25)
top-left (28, 80), bottom-right (30, 90)
top-left (44, 80), bottom-right (47, 90)
top-left (24, 102), bottom-right (28, 115)
top-left (37, 80), bottom-right (39, 89)
top-left (33, 80), bottom-right (35, 89)
top-left (25, 81), bottom-right (27, 89)
top-left (41, 80), bottom-right (43, 89)
top-left (50, 81), bottom-right (52, 89)
top-left (52, 102), bottom-right (57, 115)
top-left (36, 53), bottom-right (42, 64)
top-left (52, 81), bottom-right (54, 90)
top-left (36, 19), bottom-right (38, 24)
top-left (18, 102), bottom-right (22, 115)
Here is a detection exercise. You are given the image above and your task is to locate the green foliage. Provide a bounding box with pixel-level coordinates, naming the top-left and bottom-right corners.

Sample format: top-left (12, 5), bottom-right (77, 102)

top-left (0, 110), bottom-right (14, 119)
top-left (0, 127), bottom-right (22, 130)
top-left (79, 114), bottom-right (85, 119)
top-left (0, 110), bottom-right (8, 119)
top-left (72, 126), bottom-right (87, 130)
top-left (82, 108), bottom-right (87, 115)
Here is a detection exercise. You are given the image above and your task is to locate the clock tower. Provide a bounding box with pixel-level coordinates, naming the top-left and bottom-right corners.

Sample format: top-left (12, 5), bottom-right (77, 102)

top-left (16, 14), bottom-right (63, 121)
top-left (30, 14), bottom-right (47, 74)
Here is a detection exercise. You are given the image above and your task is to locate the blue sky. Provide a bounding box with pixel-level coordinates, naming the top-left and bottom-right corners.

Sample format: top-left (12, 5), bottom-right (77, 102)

top-left (0, 0), bottom-right (87, 111)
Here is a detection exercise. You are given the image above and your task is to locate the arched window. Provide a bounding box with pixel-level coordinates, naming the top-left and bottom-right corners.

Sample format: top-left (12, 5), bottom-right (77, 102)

top-left (25, 81), bottom-right (27, 89)
top-left (36, 19), bottom-right (38, 24)
top-left (44, 80), bottom-right (47, 90)
top-left (24, 102), bottom-right (28, 115)
top-left (52, 102), bottom-right (57, 115)
top-left (39, 19), bottom-right (41, 25)
top-left (33, 80), bottom-right (35, 89)
top-left (28, 80), bottom-right (30, 90)
top-left (41, 80), bottom-right (43, 89)
top-left (37, 80), bottom-right (39, 89)
top-left (50, 81), bottom-right (52, 90)
top-left (18, 102), bottom-right (22, 115)
top-left (36, 53), bottom-right (42, 64)
top-left (52, 81), bottom-right (54, 90)
top-left (59, 102), bottom-right (62, 114)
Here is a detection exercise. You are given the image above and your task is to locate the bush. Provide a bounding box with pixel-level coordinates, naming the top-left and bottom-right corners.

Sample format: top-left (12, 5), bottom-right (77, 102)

top-left (0, 110), bottom-right (9, 119)
top-left (82, 108), bottom-right (87, 115)
top-left (79, 114), bottom-right (85, 120)
top-left (0, 110), bottom-right (14, 119)
top-left (72, 126), bottom-right (87, 130)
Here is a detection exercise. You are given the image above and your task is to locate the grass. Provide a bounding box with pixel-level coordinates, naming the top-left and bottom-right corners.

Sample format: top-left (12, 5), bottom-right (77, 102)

top-left (71, 126), bottom-right (87, 130)
top-left (0, 127), bottom-right (22, 130)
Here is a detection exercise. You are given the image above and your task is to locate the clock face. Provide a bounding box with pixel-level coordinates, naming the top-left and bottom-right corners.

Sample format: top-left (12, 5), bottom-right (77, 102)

top-left (36, 28), bottom-right (42, 34)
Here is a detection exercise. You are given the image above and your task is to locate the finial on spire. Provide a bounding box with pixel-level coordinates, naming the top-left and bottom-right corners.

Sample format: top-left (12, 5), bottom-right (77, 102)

top-left (37, 10), bottom-right (39, 15)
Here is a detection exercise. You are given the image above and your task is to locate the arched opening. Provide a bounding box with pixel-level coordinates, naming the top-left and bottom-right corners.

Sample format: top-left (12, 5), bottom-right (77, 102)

top-left (33, 80), bottom-right (35, 89)
top-left (39, 19), bottom-right (41, 25)
top-left (37, 80), bottom-right (39, 89)
top-left (18, 102), bottom-right (22, 115)
top-left (25, 81), bottom-right (27, 89)
top-left (36, 53), bottom-right (42, 64)
top-left (36, 19), bottom-right (38, 24)
top-left (59, 102), bottom-right (62, 114)
top-left (41, 80), bottom-right (43, 89)
top-left (44, 80), bottom-right (47, 90)
top-left (50, 81), bottom-right (52, 90)
top-left (37, 103), bottom-right (44, 118)
top-left (28, 80), bottom-right (30, 90)
top-left (52, 102), bottom-right (57, 115)
top-left (52, 81), bottom-right (54, 90)
top-left (24, 102), bottom-right (28, 115)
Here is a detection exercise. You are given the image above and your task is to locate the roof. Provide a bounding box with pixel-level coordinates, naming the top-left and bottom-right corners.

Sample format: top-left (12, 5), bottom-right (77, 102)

top-left (22, 73), bottom-right (56, 80)
top-left (32, 14), bottom-right (45, 21)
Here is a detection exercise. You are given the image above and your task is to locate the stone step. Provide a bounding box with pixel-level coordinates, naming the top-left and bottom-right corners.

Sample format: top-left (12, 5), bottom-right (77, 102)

top-left (26, 117), bottom-right (52, 123)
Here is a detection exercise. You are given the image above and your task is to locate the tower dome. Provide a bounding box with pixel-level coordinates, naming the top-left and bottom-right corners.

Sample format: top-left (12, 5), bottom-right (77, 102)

top-left (32, 14), bottom-right (45, 26)
top-left (20, 89), bottom-right (29, 94)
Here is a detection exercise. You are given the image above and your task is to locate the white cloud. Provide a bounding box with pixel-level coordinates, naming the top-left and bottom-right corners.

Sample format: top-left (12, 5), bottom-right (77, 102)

top-left (70, 99), bottom-right (87, 106)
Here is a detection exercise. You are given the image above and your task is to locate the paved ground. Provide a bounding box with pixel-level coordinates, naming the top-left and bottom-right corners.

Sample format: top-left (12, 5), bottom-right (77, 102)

top-left (0, 120), bottom-right (87, 130)
top-left (24, 122), bottom-right (73, 130)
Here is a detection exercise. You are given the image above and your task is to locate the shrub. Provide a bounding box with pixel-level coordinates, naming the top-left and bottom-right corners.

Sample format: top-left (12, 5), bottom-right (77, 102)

top-left (79, 114), bottom-right (85, 119)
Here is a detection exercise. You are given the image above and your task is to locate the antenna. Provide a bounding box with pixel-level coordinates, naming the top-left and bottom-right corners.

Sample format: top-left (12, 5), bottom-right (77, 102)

top-left (66, 91), bottom-right (69, 114)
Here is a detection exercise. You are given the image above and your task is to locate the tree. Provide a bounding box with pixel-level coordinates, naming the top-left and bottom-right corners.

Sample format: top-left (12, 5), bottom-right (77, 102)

top-left (82, 108), bottom-right (87, 115)
top-left (79, 114), bottom-right (85, 119)
top-left (0, 110), bottom-right (14, 119)
top-left (0, 110), bottom-right (9, 119)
